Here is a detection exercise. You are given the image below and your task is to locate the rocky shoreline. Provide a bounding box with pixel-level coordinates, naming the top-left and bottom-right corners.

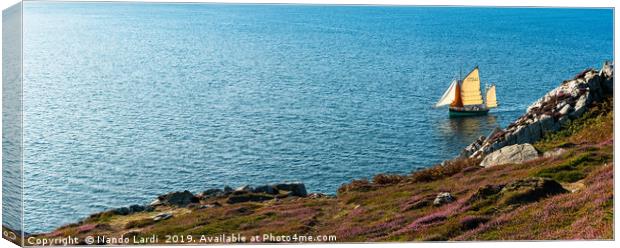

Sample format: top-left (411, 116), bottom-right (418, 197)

top-left (462, 61), bottom-right (613, 158)
top-left (87, 182), bottom-right (327, 226)
top-left (16, 62), bottom-right (613, 243)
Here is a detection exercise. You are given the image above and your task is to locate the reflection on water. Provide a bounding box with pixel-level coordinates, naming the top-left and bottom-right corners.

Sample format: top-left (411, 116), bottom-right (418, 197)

top-left (435, 114), bottom-right (500, 157)
top-left (444, 115), bottom-right (498, 138)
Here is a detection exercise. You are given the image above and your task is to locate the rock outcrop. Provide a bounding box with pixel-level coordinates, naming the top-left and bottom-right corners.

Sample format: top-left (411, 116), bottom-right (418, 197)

top-left (479, 143), bottom-right (539, 168)
top-left (253, 185), bottom-right (279, 195)
top-left (226, 192), bottom-right (275, 204)
top-left (466, 184), bottom-right (505, 204)
top-left (498, 177), bottom-right (568, 205)
top-left (465, 177), bottom-right (568, 207)
top-left (197, 188), bottom-right (225, 199)
top-left (273, 182), bottom-right (308, 197)
top-left (195, 182), bottom-right (309, 201)
top-left (461, 61), bottom-right (613, 159)
top-left (100, 204), bottom-right (154, 217)
top-left (433, 192), bottom-right (455, 206)
top-left (156, 190), bottom-right (199, 207)
top-left (152, 213), bottom-right (173, 221)
top-left (146, 182), bottom-right (312, 207)
top-left (223, 182), bottom-right (308, 203)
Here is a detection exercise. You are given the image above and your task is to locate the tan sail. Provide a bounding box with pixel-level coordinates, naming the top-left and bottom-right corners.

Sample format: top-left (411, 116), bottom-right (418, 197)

top-left (451, 83), bottom-right (463, 107)
top-left (460, 67), bottom-right (483, 105)
top-left (434, 80), bottom-right (457, 108)
top-left (486, 84), bottom-right (498, 108)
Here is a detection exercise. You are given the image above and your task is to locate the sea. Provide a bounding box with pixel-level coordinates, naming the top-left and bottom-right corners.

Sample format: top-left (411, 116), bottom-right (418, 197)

top-left (8, 2), bottom-right (615, 233)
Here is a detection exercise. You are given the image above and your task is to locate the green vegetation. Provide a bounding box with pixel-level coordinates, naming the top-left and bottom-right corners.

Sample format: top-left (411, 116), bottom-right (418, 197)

top-left (533, 151), bottom-right (610, 183)
top-left (536, 97), bottom-right (613, 151)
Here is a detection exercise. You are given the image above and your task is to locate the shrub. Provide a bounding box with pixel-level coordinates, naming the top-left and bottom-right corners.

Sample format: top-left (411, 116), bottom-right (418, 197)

top-left (372, 174), bottom-right (405, 185)
top-left (85, 210), bottom-right (116, 223)
top-left (536, 96), bottom-right (613, 151)
top-left (337, 179), bottom-right (373, 194)
top-left (538, 170), bottom-right (585, 183)
top-left (459, 215), bottom-right (490, 230)
top-left (411, 158), bottom-right (481, 183)
top-left (422, 233), bottom-right (448, 241)
top-left (401, 194), bottom-right (434, 212)
top-left (534, 151), bottom-right (604, 183)
top-left (124, 218), bottom-right (156, 229)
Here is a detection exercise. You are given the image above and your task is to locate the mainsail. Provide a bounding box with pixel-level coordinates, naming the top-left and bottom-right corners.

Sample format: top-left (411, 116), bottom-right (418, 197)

top-left (486, 84), bottom-right (498, 108)
top-left (460, 67), bottom-right (483, 106)
top-left (435, 80), bottom-right (457, 108)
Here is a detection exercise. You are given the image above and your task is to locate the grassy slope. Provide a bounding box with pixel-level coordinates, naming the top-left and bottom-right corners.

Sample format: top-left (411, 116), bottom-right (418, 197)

top-left (39, 98), bottom-right (614, 243)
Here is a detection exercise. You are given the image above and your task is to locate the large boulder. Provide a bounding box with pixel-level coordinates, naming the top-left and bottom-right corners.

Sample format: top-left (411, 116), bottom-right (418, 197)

top-left (558, 104), bottom-right (572, 116)
top-left (197, 188), bottom-right (224, 199)
top-left (527, 121), bottom-right (543, 143)
top-left (252, 185), bottom-right (279, 195)
top-left (499, 177), bottom-right (567, 205)
top-left (569, 92), bottom-right (589, 119)
top-left (585, 70), bottom-right (603, 100)
top-left (599, 61), bottom-right (613, 93)
top-left (433, 192), bottom-right (455, 206)
top-left (539, 114), bottom-right (560, 135)
top-left (128, 204), bottom-right (154, 213)
top-left (226, 193), bottom-right (274, 204)
top-left (513, 124), bottom-right (541, 145)
top-left (480, 143), bottom-right (539, 168)
top-left (111, 207), bottom-right (131, 215)
top-left (157, 190), bottom-right (199, 207)
top-left (235, 185), bottom-right (253, 192)
top-left (152, 213), bottom-right (173, 221)
top-left (274, 182), bottom-right (307, 197)
top-left (558, 115), bottom-right (570, 127)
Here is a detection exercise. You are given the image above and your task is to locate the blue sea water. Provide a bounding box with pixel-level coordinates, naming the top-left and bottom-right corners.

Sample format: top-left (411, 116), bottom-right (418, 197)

top-left (17, 2), bottom-right (612, 233)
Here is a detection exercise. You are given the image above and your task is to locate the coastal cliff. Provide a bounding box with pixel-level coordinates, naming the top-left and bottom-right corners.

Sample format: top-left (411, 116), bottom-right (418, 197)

top-left (461, 61), bottom-right (614, 158)
top-left (22, 64), bottom-right (614, 244)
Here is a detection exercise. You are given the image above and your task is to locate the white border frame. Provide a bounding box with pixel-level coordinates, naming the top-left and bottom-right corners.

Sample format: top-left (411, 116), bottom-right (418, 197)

top-left (1, 1), bottom-right (617, 248)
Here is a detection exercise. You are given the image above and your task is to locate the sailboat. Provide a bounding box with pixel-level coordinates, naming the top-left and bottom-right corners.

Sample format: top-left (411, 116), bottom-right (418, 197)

top-left (435, 66), bottom-right (498, 117)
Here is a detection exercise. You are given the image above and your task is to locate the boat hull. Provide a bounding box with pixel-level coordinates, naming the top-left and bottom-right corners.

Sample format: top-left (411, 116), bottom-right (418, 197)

top-left (449, 107), bottom-right (489, 117)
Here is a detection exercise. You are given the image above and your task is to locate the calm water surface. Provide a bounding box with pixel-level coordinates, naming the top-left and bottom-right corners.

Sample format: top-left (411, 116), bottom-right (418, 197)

top-left (18, 2), bottom-right (613, 232)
